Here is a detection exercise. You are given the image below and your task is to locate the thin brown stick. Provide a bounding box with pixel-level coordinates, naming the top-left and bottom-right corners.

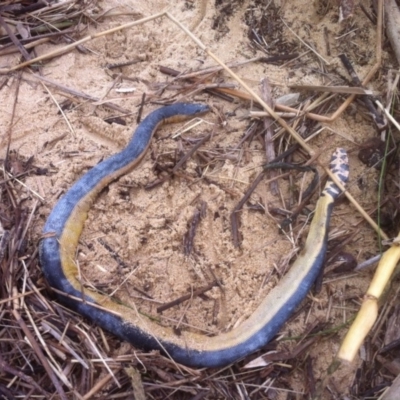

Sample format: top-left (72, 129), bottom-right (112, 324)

top-left (137, 92), bottom-right (146, 124)
top-left (0, 12), bottom-right (167, 73)
top-left (157, 281), bottom-right (218, 313)
top-left (0, 14), bottom-right (31, 61)
top-left (26, 73), bottom-right (131, 114)
top-left (169, 54), bottom-right (298, 81)
top-left (261, 77), bottom-right (278, 195)
top-left (184, 201), bottom-right (207, 256)
top-left (159, 65), bottom-right (235, 102)
top-left (288, 84), bottom-right (376, 95)
top-left (83, 371), bottom-right (118, 400)
top-left (2, 71), bottom-right (21, 151)
top-left (0, 230), bottom-right (10, 265)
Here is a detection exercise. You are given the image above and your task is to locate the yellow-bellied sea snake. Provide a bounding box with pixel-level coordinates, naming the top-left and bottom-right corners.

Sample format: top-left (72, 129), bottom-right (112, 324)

top-left (40, 103), bottom-right (349, 368)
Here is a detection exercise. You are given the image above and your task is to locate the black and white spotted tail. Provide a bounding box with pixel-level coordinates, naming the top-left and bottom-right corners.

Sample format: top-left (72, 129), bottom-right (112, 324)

top-left (324, 148), bottom-right (349, 199)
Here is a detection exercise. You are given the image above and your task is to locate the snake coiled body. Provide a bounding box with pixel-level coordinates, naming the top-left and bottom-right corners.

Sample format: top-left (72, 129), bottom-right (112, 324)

top-left (40, 103), bottom-right (349, 368)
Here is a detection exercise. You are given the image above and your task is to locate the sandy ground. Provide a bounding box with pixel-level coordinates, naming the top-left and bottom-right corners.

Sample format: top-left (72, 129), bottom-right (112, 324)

top-left (0, 0), bottom-right (397, 398)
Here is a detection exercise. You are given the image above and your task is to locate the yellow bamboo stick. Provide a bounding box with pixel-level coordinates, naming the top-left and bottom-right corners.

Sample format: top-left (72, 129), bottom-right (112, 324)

top-left (338, 232), bottom-right (400, 362)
